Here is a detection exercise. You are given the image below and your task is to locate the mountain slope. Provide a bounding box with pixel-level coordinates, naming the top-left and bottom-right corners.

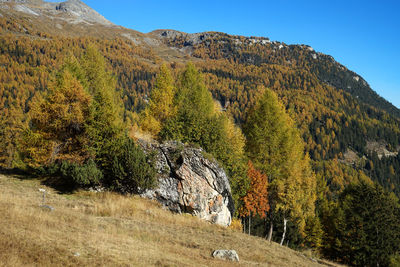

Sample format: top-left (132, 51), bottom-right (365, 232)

top-left (2, 0), bottom-right (399, 119)
top-left (1, 0), bottom-right (400, 196)
top-left (151, 29), bottom-right (400, 117)
top-left (0, 174), bottom-right (340, 266)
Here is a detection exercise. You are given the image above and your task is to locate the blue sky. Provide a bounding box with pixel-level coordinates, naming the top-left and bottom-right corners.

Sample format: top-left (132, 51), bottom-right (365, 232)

top-left (54, 0), bottom-right (400, 108)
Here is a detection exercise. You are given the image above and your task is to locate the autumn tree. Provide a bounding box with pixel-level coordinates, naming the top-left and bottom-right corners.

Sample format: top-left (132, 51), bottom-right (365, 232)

top-left (244, 87), bottom-right (316, 244)
top-left (0, 104), bottom-right (25, 169)
top-left (24, 69), bottom-right (92, 167)
top-left (220, 114), bottom-right (249, 208)
top-left (22, 46), bottom-right (136, 188)
top-left (239, 161), bottom-right (269, 234)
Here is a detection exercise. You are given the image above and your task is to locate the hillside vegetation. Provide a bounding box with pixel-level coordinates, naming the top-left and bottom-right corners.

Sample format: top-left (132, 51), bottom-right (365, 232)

top-left (0, 174), bottom-right (339, 267)
top-left (1, 13), bottom-right (400, 196)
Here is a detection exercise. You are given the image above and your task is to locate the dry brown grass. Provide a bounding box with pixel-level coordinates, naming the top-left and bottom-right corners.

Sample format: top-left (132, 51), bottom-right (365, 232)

top-left (0, 174), bottom-right (343, 267)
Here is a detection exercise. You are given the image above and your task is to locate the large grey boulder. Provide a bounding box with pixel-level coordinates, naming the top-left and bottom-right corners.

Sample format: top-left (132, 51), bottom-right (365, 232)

top-left (212, 250), bottom-right (239, 261)
top-left (140, 141), bottom-right (234, 227)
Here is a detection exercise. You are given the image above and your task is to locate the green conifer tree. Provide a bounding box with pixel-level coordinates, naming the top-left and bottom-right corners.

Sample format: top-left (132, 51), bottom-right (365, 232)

top-left (79, 45), bottom-right (125, 169)
top-left (140, 63), bottom-right (176, 137)
top-left (159, 63), bottom-right (249, 209)
top-left (327, 182), bottom-right (400, 266)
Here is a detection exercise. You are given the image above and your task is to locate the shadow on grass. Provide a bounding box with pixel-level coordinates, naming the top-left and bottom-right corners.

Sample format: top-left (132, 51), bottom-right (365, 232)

top-left (0, 168), bottom-right (36, 179)
top-left (0, 167), bottom-right (77, 194)
top-left (40, 175), bottom-right (78, 194)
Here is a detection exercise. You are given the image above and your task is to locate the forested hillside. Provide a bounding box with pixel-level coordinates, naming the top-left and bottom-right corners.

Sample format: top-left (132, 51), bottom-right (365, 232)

top-left (2, 15), bottom-right (399, 196)
top-left (1, 1), bottom-right (400, 265)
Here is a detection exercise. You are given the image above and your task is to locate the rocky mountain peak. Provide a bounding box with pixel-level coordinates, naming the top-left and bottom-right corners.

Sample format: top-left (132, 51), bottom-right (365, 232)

top-left (52, 0), bottom-right (112, 25)
top-left (0, 0), bottom-right (113, 26)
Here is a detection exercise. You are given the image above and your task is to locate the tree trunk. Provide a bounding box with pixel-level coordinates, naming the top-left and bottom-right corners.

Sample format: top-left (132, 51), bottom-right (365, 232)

top-left (267, 221), bottom-right (273, 242)
top-left (280, 218), bottom-right (288, 246)
top-left (376, 228), bottom-right (379, 267)
top-left (248, 216), bottom-right (251, 235)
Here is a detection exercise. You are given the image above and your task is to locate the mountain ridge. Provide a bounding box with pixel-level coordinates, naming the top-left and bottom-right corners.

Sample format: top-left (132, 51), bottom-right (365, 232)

top-left (150, 29), bottom-right (400, 118)
top-left (1, 0), bottom-right (399, 119)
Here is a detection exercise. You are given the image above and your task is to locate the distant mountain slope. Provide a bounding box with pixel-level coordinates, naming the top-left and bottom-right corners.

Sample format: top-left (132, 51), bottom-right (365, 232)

top-left (151, 29), bottom-right (400, 117)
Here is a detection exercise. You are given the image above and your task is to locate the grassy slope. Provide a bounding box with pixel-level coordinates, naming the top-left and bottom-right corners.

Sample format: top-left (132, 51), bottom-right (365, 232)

top-left (0, 174), bottom-right (342, 267)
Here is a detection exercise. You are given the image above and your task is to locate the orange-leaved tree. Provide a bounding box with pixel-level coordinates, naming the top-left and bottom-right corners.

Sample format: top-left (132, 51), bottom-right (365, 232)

top-left (239, 161), bottom-right (269, 234)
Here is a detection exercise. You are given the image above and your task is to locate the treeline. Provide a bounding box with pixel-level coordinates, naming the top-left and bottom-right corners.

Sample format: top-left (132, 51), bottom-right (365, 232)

top-left (2, 14), bottom-right (400, 179)
top-left (196, 59), bottom-right (400, 159)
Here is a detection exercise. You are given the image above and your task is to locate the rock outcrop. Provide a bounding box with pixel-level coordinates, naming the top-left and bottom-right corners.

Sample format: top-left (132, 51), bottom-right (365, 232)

top-left (140, 141), bottom-right (234, 227)
top-left (366, 140), bottom-right (399, 159)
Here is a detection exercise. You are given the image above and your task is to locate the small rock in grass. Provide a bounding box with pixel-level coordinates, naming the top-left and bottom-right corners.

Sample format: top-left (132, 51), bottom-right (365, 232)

top-left (40, 205), bottom-right (54, 212)
top-left (212, 250), bottom-right (239, 261)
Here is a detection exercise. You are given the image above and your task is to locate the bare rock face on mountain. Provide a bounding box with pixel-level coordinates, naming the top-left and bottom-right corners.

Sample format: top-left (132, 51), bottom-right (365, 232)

top-left (140, 141), bottom-right (234, 227)
top-left (52, 0), bottom-right (112, 25)
top-left (1, 0), bottom-right (113, 26)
